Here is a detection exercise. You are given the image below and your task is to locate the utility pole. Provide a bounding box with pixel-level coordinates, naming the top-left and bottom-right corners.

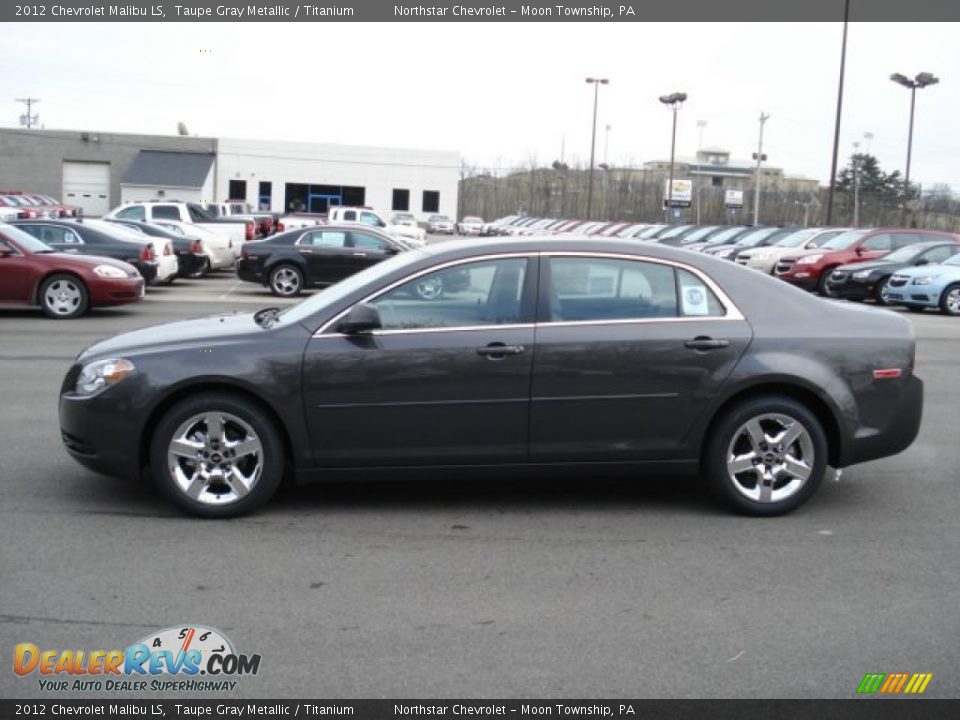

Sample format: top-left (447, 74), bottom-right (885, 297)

top-left (603, 124), bottom-right (611, 165)
top-left (585, 77), bottom-right (609, 220)
top-left (852, 141), bottom-right (860, 227)
top-left (16, 97), bottom-right (40, 128)
top-left (753, 112), bottom-right (770, 226)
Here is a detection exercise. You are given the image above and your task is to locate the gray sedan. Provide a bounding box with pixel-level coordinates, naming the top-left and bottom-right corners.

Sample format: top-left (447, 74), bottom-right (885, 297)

top-left (59, 237), bottom-right (922, 518)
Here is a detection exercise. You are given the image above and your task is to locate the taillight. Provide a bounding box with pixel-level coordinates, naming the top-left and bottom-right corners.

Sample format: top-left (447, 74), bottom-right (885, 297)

top-left (164, 243), bottom-right (172, 256)
top-left (25, 209), bottom-right (37, 218)
top-left (245, 222), bottom-right (254, 241)
top-left (141, 244), bottom-right (155, 262)
top-left (191, 240), bottom-right (202, 254)
top-left (277, 222), bottom-right (285, 232)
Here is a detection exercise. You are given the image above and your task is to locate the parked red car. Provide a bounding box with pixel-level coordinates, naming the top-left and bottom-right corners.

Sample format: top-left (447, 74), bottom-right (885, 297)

top-left (0, 224), bottom-right (144, 319)
top-left (775, 227), bottom-right (960, 294)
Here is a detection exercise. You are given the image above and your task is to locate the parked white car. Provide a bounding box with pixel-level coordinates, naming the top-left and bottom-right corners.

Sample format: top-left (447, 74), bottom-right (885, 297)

top-left (327, 206), bottom-right (427, 246)
top-left (81, 219), bottom-right (178, 283)
top-left (457, 216), bottom-right (484, 235)
top-left (105, 201), bottom-right (251, 247)
top-left (276, 214), bottom-right (325, 232)
top-left (737, 228), bottom-right (850, 274)
top-left (390, 212), bottom-right (420, 229)
top-left (426, 214), bottom-right (455, 234)
top-left (151, 220), bottom-right (237, 270)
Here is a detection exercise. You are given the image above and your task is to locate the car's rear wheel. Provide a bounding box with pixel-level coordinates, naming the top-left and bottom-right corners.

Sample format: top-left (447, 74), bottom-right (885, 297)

top-left (150, 393), bottom-right (285, 518)
top-left (939, 283), bottom-right (960, 316)
top-left (40, 274), bottom-right (89, 319)
top-left (705, 395), bottom-right (828, 516)
top-left (269, 264), bottom-right (303, 297)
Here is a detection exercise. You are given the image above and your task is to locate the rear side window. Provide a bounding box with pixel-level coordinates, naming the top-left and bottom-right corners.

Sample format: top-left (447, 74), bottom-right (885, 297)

top-left (299, 230), bottom-right (347, 248)
top-left (153, 205), bottom-right (181, 221)
top-left (545, 257), bottom-right (726, 321)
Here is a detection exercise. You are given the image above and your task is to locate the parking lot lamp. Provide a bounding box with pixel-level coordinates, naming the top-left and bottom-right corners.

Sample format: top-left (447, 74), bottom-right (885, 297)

top-left (890, 72), bottom-right (939, 195)
top-left (585, 78), bottom-right (609, 220)
top-left (659, 92), bottom-right (687, 222)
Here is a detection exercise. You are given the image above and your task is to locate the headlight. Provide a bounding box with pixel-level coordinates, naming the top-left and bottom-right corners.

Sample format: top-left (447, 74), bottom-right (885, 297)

top-left (852, 269), bottom-right (873, 279)
top-left (715, 249), bottom-right (735, 259)
top-left (75, 358), bottom-right (136, 397)
top-left (797, 254), bottom-right (823, 265)
top-left (93, 264), bottom-right (127, 279)
top-left (912, 276), bottom-right (938, 286)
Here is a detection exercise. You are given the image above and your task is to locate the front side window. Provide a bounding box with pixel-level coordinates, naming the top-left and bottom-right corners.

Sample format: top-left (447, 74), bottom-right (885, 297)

top-left (372, 258), bottom-right (528, 330)
top-left (352, 232), bottom-right (389, 251)
top-left (861, 234), bottom-right (893, 252)
top-left (546, 257), bottom-right (725, 322)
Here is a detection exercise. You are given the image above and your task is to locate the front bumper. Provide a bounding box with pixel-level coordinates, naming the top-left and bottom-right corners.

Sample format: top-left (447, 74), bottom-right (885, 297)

top-left (776, 271), bottom-right (819, 291)
top-left (88, 277), bottom-right (146, 307)
top-left (826, 276), bottom-right (876, 300)
top-left (882, 285), bottom-right (940, 308)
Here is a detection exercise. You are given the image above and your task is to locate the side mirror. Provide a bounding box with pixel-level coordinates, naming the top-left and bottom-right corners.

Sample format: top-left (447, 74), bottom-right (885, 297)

top-left (0, 242), bottom-right (13, 256)
top-left (855, 246), bottom-right (865, 255)
top-left (338, 303), bottom-right (381, 334)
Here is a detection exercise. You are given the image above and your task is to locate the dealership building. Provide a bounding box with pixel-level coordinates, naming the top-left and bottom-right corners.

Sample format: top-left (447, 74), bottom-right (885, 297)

top-left (0, 128), bottom-right (460, 219)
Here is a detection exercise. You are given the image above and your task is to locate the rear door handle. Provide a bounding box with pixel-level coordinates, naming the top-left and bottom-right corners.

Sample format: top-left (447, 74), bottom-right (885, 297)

top-left (477, 344), bottom-right (525, 357)
top-left (685, 337), bottom-right (730, 351)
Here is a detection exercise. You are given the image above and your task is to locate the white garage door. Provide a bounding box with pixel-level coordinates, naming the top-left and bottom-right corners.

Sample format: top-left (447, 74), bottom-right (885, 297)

top-left (63, 161), bottom-right (110, 217)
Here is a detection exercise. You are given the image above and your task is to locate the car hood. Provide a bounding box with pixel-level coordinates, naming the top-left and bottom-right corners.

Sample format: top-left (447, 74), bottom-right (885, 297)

top-left (79, 312), bottom-right (264, 361)
top-left (891, 264), bottom-right (960, 280)
top-left (49, 252), bottom-right (140, 275)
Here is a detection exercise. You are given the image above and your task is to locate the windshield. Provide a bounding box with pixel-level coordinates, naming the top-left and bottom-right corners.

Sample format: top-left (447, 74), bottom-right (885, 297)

top-left (681, 226), bottom-right (719, 243)
top-left (820, 229), bottom-right (870, 250)
top-left (275, 248), bottom-right (430, 328)
top-left (703, 227), bottom-right (746, 245)
top-left (772, 229), bottom-right (817, 247)
top-left (0, 224), bottom-right (56, 252)
top-left (657, 225), bottom-right (693, 240)
top-left (734, 227), bottom-right (779, 247)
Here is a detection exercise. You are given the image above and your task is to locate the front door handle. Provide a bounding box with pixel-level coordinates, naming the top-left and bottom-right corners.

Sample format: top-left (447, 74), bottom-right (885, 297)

top-left (477, 343), bottom-right (525, 358)
top-left (685, 336), bottom-right (730, 351)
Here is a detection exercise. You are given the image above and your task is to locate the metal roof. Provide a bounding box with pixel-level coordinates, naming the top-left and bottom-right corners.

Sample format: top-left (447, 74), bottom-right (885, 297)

top-left (122, 150), bottom-right (214, 188)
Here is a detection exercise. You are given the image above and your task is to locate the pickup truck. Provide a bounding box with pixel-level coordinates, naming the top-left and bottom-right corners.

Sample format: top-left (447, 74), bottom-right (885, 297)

top-left (104, 201), bottom-right (254, 246)
top-left (327, 206), bottom-right (427, 246)
top-left (204, 201), bottom-right (276, 238)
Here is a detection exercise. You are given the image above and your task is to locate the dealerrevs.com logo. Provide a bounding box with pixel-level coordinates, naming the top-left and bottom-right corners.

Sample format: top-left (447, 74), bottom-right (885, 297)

top-left (14, 625), bottom-right (261, 692)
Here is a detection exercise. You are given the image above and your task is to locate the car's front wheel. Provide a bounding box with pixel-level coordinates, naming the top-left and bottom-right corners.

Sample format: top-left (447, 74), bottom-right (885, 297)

top-left (269, 264), bottom-right (303, 297)
top-left (939, 283), bottom-right (960, 316)
top-left (40, 274), bottom-right (89, 319)
top-left (704, 395), bottom-right (828, 516)
top-left (150, 393), bottom-right (285, 518)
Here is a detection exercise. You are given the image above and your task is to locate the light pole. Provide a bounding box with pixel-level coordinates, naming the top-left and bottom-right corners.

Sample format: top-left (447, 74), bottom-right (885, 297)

top-left (695, 119), bottom-right (706, 224)
top-left (585, 77), bottom-right (609, 220)
top-left (753, 112), bottom-right (770, 226)
top-left (659, 92), bottom-right (687, 223)
top-left (890, 72), bottom-right (939, 195)
top-left (603, 124), bottom-right (611, 165)
top-left (825, 0), bottom-right (850, 226)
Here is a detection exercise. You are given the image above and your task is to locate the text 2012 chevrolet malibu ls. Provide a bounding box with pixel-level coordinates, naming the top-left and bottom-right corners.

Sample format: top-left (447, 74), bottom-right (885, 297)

top-left (59, 237), bottom-right (923, 518)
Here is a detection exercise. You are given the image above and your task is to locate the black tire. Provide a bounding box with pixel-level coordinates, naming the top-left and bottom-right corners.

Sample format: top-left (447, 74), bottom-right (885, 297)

top-left (149, 392), bottom-right (286, 518)
top-left (704, 395), bottom-right (828, 517)
top-left (39, 273), bottom-right (89, 319)
top-left (817, 267), bottom-right (838, 296)
top-left (268, 264), bottom-right (304, 297)
top-left (187, 258), bottom-right (210, 279)
top-left (938, 283), bottom-right (960, 316)
top-left (874, 276), bottom-right (891, 305)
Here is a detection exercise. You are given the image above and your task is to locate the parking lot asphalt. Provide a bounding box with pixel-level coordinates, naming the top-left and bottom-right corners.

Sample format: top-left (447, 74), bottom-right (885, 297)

top-left (1, 262), bottom-right (958, 699)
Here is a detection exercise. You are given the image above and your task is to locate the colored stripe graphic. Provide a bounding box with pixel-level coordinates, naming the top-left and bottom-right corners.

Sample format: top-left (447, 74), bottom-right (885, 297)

top-left (857, 673), bottom-right (886, 694)
top-left (858, 672), bottom-right (932, 694)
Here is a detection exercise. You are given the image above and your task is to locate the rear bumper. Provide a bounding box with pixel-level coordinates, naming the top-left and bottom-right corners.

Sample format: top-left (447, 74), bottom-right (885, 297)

top-left (236, 260), bottom-right (266, 285)
top-left (840, 374), bottom-right (924, 467)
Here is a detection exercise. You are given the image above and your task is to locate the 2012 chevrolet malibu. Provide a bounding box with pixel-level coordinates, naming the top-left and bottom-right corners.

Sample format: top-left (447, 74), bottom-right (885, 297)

top-left (59, 237), bottom-right (923, 518)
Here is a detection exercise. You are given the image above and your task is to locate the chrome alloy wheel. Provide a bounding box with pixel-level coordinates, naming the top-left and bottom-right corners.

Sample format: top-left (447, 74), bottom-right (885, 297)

top-left (44, 279), bottom-right (82, 316)
top-left (945, 287), bottom-right (960, 314)
top-left (167, 412), bottom-right (263, 505)
top-left (726, 413), bottom-right (815, 504)
top-left (271, 267), bottom-right (301, 296)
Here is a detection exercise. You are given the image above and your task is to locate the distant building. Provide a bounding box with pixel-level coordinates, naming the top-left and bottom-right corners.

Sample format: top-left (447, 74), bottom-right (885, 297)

top-left (643, 147), bottom-right (820, 194)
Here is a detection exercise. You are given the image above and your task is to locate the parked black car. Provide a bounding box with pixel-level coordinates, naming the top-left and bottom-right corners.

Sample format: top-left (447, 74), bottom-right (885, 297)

top-left (236, 225), bottom-right (409, 297)
top-left (825, 240), bottom-right (960, 302)
top-left (103, 218), bottom-right (208, 279)
top-left (59, 237), bottom-right (922, 519)
top-left (13, 219), bottom-right (158, 284)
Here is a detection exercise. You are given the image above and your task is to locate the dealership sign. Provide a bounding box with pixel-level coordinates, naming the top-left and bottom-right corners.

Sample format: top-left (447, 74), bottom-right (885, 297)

top-left (663, 179), bottom-right (693, 208)
top-left (725, 190), bottom-right (744, 209)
